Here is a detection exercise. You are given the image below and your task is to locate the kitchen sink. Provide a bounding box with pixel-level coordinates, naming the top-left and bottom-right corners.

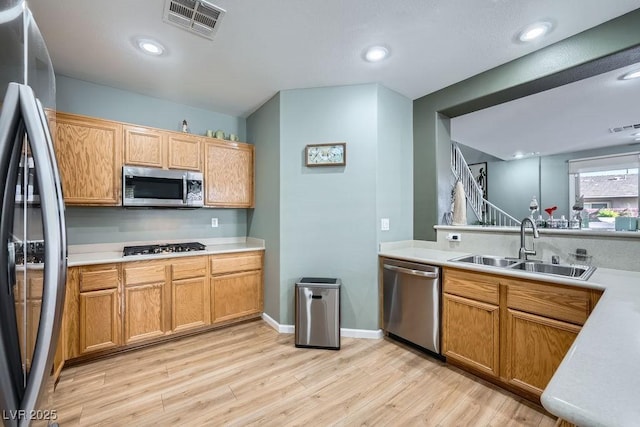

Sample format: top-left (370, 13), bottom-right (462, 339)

top-left (449, 254), bottom-right (596, 281)
top-left (450, 255), bottom-right (520, 267)
top-left (508, 261), bottom-right (596, 280)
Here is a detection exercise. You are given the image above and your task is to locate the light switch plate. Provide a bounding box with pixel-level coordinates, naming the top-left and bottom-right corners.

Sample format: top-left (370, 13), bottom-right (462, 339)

top-left (211, 218), bottom-right (219, 228)
top-left (381, 218), bottom-right (390, 231)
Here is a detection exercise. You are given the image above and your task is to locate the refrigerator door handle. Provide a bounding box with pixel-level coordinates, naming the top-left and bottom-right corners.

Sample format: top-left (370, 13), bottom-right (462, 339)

top-left (0, 82), bottom-right (25, 426)
top-left (16, 83), bottom-right (67, 425)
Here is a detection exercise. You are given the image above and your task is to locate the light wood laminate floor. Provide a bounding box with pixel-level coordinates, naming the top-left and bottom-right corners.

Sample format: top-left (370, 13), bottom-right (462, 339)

top-left (53, 320), bottom-right (557, 426)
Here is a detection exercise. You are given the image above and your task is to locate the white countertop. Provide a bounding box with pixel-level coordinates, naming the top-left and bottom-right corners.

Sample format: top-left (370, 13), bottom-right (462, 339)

top-left (379, 241), bottom-right (640, 427)
top-left (67, 237), bottom-right (265, 267)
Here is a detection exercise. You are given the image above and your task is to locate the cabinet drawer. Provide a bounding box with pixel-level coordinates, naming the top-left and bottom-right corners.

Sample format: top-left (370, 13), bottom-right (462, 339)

top-left (443, 267), bottom-right (499, 305)
top-left (80, 265), bottom-right (119, 292)
top-left (210, 253), bottom-right (262, 275)
top-left (124, 263), bottom-right (166, 286)
top-left (172, 256), bottom-right (207, 280)
top-left (504, 278), bottom-right (590, 325)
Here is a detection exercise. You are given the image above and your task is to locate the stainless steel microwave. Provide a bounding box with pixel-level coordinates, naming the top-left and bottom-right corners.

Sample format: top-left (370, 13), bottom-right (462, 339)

top-left (122, 166), bottom-right (204, 207)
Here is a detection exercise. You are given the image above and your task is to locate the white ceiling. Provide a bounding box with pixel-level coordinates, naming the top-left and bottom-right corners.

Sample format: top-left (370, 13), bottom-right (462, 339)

top-left (28, 0), bottom-right (640, 118)
top-left (451, 61), bottom-right (640, 160)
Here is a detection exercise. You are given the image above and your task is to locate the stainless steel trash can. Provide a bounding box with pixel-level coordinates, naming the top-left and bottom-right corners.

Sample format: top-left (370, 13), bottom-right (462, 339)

top-left (295, 277), bottom-right (341, 350)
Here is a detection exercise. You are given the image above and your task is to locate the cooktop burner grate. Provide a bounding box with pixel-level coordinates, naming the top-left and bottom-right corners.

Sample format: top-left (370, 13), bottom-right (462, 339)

top-left (123, 242), bottom-right (206, 256)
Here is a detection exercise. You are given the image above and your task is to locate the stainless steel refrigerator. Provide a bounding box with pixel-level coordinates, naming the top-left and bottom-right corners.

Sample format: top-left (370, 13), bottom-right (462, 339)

top-left (0, 1), bottom-right (67, 426)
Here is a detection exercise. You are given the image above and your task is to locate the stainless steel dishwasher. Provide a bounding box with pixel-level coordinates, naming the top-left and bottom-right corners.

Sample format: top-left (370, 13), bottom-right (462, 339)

top-left (382, 258), bottom-right (441, 355)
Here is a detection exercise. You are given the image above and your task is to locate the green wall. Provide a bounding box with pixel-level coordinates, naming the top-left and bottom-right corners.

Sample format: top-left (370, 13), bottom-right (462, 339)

top-left (377, 86), bottom-right (414, 242)
top-left (247, 84), bottom-right (413, 329)
top-left (246, 93), bottom-right (281, 322)
top-left (279, 85), bottom-right (379, 329)
top-left (413, 9), bottom-right (640, 240)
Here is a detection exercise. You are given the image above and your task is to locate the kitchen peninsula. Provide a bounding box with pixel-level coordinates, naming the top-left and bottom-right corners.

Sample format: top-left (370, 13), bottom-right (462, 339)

top-left (379, 227), bottom-right (640, 427)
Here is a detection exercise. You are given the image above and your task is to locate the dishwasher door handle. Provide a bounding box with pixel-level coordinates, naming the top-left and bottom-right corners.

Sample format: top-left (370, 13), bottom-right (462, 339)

top-left (383, 264), bottom-right (439, 279)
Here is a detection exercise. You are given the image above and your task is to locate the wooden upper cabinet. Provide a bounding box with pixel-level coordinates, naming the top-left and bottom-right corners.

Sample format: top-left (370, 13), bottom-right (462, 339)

top-left (168, 133), bottom-right (201, 171)
top-left (54, 113), bottom-right (122, 205)
top-left (123, 125), bottom-right (201, 171)
top-left (203, 140), bottom-right (254, 207)
top-left (124, 125), bottom-right (166, 168)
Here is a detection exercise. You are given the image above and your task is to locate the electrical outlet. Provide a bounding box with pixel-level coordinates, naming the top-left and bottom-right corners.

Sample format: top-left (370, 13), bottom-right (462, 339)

top-left (446, 233), bottom-right (461, 242)
top-left (211, 218), bottom-right (219, 228)
top-left (381, 218), bottom-right (390, 231)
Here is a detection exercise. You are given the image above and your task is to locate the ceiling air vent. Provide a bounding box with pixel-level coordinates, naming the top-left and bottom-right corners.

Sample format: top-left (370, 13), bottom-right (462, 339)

top-left (609, 123), bottom-right (640, 133)
top-left (163, 0), bottom-right (226, 40)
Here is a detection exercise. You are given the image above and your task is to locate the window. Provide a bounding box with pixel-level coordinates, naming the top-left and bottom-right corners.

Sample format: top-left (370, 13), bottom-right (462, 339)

top-left (569, 153), bottom-right (640, 229)
top-left (584, 202), bottom-right (610, 210)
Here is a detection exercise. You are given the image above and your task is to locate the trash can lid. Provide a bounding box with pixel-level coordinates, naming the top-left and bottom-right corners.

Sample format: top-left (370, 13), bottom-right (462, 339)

top-left (298, 277), bottom-right (340, 285)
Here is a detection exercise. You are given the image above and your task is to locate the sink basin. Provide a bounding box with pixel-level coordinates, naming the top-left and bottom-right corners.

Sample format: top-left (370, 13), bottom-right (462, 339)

top-left (450, 255), bottom-right (520, 267)
top-left (449, 254), bottom-right (596, 281)
top-left (508, 261), bottom-right (596, 280)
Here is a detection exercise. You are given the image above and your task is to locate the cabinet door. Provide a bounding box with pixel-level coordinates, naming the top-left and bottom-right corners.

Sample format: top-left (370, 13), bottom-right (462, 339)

top-left (442, 293), bottom-right (500, 377)
top-left (172, 277), bottom-right (210, 332)
top-left (53, 327), bottom-right (65, 381)
top-left (124, 125), bottom-right (166, 168)
top-left (168, 133), bottom-right (201, 171)
top-left (204, 140), bottom-right (254, 207)
top-left (124, 283), bottom-right (166, 344)
top-left (504, 309), bottom-right (580, 398)
top-left (79, 288), bottom-right (120, 354)
top-left (54, 113), bottom-right (122, 205)
top-left (211, 270), bottom-right (262, 323)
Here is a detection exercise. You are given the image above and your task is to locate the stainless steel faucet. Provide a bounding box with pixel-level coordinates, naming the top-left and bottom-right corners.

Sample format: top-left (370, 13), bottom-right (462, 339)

top-left (519, 217), bottom-right (539, 260)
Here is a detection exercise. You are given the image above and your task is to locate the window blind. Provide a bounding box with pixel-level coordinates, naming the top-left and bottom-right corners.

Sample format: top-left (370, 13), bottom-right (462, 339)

top-left (568, 152), bottom-right (640, 174)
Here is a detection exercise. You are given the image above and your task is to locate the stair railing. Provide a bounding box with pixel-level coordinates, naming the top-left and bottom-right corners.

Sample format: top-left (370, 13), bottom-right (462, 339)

top-left (450, 143), bottom-right (521, 227)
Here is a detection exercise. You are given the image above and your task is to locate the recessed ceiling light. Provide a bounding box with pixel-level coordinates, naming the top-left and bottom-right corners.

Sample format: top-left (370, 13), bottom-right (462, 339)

top-left (620, 69), bottom-right (640, 80)
top-left (512, 151), bottom-right (539, 159)
top-left (517, 21), bottom-right (552, 42)
top-left (364, 46), bottom-right (389, 62)
top-left (136, 38), bottom-right (165, 56)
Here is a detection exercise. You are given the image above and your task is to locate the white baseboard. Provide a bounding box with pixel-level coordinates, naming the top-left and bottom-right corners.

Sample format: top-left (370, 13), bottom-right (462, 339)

top-left (261, 312), bottom-right (294, 334)
top-left (261, 313), bottom-right (382, 339)
top-left (340, 328), bottom-right (384, 339)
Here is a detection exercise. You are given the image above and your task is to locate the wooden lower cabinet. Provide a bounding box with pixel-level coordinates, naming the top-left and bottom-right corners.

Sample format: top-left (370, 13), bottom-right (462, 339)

top-left (13, 270), bottom-right (44, 370)
top-left (504, 308), bottom-right (580, 397)
top-left (442, 293), bottom-right (499, 377)
top-left (440, 266), bottom-right (601, 403)
top-left (211, 270), bottom-right (262, 323)
top-left (170, 256), bottom-right (209, 332)
top-left (59, 251), bottom-right (264, 366)
top-left (125, 283), bottom-right (166, 344)
top-left (79, 288), bottom-right (120, 353)
top-left (172, 277), bottom-right (210, 332)
top-left (122, 261), bottom-right (168, 344)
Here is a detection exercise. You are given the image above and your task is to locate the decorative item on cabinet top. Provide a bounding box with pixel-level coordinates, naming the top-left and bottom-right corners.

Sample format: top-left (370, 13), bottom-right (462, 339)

top-left (206, 129), bottom-right (239, 141)
top-left (305, 143), bottom-right (346, 167)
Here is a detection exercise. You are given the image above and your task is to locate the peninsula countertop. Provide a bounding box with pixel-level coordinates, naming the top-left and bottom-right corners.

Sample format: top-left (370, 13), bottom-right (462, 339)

top-left (67, 237), bottom-right (265, 267)
top-left (379, 240), bottom-right (640, 427)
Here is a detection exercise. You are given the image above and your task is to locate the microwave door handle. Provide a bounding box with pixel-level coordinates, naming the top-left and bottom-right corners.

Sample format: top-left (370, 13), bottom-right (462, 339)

top-left (18, 84), bottom-right (67, 422)
top-left (183, 175), bottom-right (188, 205)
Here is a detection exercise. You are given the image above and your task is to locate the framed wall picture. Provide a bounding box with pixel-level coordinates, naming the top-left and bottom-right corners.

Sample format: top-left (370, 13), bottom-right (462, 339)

top-left (469, 162), bottom-right (488, 200)
top-left (305, 143), bottom-right (346, 167)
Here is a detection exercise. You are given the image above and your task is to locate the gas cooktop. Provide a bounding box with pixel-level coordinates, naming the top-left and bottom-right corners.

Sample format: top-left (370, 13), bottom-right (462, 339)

top-left (123, 242), bottom-right (206, 257)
